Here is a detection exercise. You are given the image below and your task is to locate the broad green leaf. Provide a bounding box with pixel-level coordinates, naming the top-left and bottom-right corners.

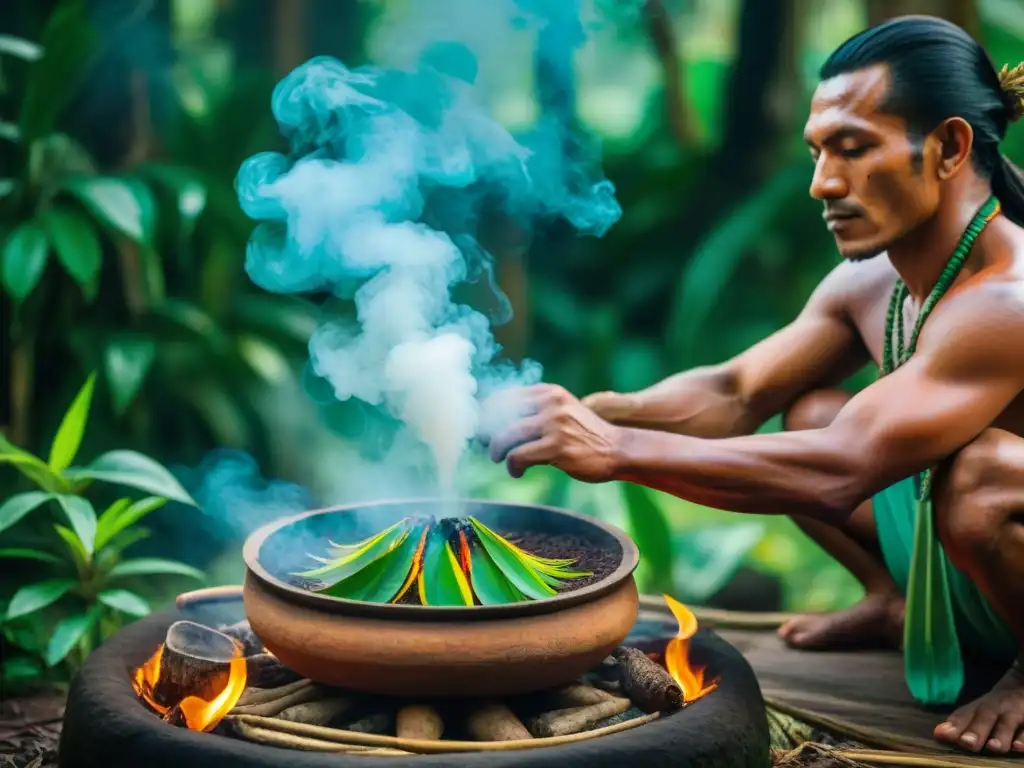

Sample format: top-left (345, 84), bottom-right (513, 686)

top-left (468, 517), bottom-right (556, 600)
top-left (63, 450), bottom-right (196, 505)
top-left (48, 373), bottom-right (96, 473)
top-left (64, 176), bottom-right (155, 245)
top-left (467, 516), bottom-right (589, 586)
top-left (107, 557), bottom-right (203, 581)
top-left (2, 221), bottom-right (49, 302)
top-left (45, 610), bottom-right (99, 666)
top-left (297, 519), bottom-right (409, 580)
top-left (54, 495), bottom-right (97, 556)
top-left (0, 491), bottom-right (53, 535)
top-left (101, 527), bottom-right (151, 559)
top-left (622, 483), bottom-right (675, 592)
top-left (98, 589), bottom-right (149, 617)
top-left (418, 527), bottom-right (474, 606)
top-left (54, 524), bottom-right (88, 571)
top-left (0, 434), bottom-right (63, 492)
top-left (5, 578), bottom-right (76, 620)
top-left (469, 540), bottom-right (524, 605)
top-left (320, 522), bottom-right (425, 603)
top-left (95, 497), bottom-right (166, 552)
top-left (0, 34), bottom-right (42, 61)
top-left (0, 548), bottom-right (62, 565)
top-left (38, 205), bottom-right (102, 299)
top-left (2, 656), bottom-right (43, 684)
top-left (19, 0), bottom-right (97, 143)
top-left (103, 336), bottom-right (156, 415)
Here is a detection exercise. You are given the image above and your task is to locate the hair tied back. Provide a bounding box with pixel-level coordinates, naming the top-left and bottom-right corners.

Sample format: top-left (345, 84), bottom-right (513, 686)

top-left (998, 62), bottom-right (1024, 124)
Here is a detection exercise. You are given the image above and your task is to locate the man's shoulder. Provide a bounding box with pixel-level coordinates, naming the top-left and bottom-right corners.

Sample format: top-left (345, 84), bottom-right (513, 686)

top-left (810, 256), bottom-right (896, 316)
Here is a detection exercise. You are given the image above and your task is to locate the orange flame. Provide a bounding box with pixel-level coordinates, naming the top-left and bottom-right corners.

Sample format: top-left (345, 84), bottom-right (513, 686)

top-left (131, 641), bottom-right (247, 732)
top-left (662, 594), bottom-right (718, 702)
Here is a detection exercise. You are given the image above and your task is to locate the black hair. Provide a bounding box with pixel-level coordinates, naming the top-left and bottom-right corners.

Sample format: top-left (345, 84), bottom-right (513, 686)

top-left (819, 15), bottom-right (1024, 226)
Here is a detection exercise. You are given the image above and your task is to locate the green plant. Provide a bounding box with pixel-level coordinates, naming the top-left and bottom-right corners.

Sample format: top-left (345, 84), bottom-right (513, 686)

top-left (0, 373), bottom-right (203, 684)
top-left (299, 515), bottom-right (590, 606)
top-left (0, 1), bottom-right (320, 480)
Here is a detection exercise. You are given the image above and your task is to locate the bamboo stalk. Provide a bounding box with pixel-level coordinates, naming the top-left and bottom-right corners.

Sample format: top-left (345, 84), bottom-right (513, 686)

top-left (228, 711), bottom-right (660, 753)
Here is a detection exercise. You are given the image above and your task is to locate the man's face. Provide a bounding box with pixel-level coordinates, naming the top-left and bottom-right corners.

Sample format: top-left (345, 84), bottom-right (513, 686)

top-left (803, 64), bottom-right (941, 261)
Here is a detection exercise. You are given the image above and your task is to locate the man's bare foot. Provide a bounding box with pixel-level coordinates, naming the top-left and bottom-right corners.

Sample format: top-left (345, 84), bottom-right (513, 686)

top-left (933, 664), bottom-right (1024, 754)
top-left (777, 592), bottom-right (905, 650)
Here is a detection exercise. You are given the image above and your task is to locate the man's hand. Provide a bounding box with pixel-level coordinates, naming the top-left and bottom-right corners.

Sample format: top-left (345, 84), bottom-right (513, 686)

top-left (580, 390), bottom-right (639, 423)
top-left (488, 384), bottom-right (622, 481)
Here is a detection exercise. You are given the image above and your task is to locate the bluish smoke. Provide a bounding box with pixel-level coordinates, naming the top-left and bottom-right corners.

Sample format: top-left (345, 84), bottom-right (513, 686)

top-left (234, 0), bottom-right (621, 490)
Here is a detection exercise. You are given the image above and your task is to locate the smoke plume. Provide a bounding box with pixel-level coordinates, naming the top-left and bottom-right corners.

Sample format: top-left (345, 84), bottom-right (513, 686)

top-left (235, 0), bottom-right (621, 494)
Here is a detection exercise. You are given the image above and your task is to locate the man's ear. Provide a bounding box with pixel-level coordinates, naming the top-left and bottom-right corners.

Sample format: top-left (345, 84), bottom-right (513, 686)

top-left (933, 117), bottom-right (974, 179)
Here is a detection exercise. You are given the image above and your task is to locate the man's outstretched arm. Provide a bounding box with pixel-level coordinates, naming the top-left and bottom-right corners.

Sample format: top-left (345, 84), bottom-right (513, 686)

top-left (582, 262), bottom-right (871, 438)
top-left (494, 288), bottom-right (1024, 524)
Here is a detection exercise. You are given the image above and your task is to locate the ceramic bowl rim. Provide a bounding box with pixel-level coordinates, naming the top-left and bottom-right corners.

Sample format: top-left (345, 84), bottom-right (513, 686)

top-left (242, 497), bottom-right (640, 621)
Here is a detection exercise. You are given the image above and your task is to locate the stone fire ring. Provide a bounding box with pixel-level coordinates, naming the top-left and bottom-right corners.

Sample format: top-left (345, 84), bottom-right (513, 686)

top-left (58, 604), bottom-right (771, 768)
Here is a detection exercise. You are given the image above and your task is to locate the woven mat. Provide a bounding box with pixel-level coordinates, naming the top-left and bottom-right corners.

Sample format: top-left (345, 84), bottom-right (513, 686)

top-left (638, 599), bottom-right (1023, 768)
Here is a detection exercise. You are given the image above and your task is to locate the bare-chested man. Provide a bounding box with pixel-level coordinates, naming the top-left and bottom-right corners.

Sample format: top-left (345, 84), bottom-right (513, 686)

top-left (486, 15), bottom-right (1024, 755)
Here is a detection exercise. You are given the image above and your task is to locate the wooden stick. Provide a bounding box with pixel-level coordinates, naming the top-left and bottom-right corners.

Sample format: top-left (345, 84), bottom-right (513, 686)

top-left (526, 698), bottom-right (633, 738)
top-left (229, 712), bottom-right (660, 753)
top-left (466, 703), bottom-right (532, 741)
top-left (546, 682), bottom-right (619, 708)
top-left (175, 585), bottom-right (243, 609)
top-left (230, 684), bottom-right (323, 716)
top-left (396, 705), bottom-right (443, 740)
top-left (153, 621), bottom-right (242, 709)
top-left (228, 719), bottom-right (411, 754)
top-left (235, 679), bottom-right (312, 708)
top-left (612, 646), bottom-right (682, 713)
top-left (276, 698), bottom-right (354, 726)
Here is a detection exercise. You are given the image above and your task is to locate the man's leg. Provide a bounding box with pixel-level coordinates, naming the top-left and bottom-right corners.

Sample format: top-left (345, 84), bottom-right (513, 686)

top-left (929, 428), bottom-right (1024, 754)
top-left (777, 388), bottom-right (905, 649)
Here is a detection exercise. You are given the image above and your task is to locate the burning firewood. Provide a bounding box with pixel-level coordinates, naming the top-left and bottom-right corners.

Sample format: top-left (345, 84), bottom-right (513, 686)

top-left (465, 703), bottom-right (531, 741)
top-left (151, 621), bottom-right (243, 709)
top-left (396, 704), bottom-right (444, 740)
top-left (612, 646), bottom-right (683, 714)
top-left (217, 620), bottom-right (263, 656)
top-left (526, 697), bottom-right (633, 738)
top-left (277, 697), bottom-right (354, 726)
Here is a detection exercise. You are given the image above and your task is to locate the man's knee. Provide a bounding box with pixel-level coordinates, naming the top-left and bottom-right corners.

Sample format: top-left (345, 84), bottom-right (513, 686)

top-left (939, 428), bottom-right (1024, 565)
top-left (782, 388), bottom-right (852, 432)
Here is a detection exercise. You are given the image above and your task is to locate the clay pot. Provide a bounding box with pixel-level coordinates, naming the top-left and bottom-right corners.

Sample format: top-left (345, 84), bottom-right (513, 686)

top-left (241, 498), bottom-right (640, 697)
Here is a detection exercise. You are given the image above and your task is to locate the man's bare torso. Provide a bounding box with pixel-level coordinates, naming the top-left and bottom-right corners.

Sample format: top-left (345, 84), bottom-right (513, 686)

top-left (834, 225), bottom-right (1024, 441)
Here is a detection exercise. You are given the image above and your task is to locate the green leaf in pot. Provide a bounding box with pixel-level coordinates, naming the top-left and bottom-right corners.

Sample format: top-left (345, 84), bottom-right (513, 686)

top-left (418, 525), bottom-right (474, 606)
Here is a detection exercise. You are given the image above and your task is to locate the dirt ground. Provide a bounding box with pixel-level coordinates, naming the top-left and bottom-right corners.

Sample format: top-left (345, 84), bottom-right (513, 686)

top-left (0, 690), bottom-right (65, 768)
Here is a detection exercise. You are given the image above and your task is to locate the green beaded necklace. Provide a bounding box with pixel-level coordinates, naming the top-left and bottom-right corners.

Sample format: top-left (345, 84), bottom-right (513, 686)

top-left (880, 194), bottom-right (1001, 492)
top-left (877, 194), bottom-right (1001, 706)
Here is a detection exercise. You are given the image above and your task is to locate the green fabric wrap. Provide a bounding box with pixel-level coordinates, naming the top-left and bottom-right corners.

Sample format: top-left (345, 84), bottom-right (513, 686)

top-left (873, 476), bottom-right (1016, 705)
